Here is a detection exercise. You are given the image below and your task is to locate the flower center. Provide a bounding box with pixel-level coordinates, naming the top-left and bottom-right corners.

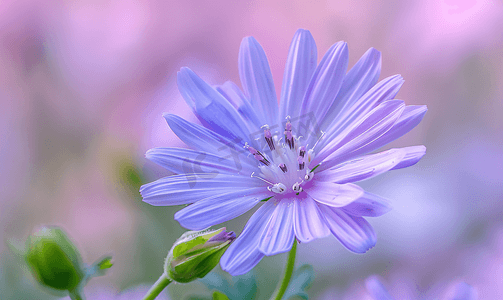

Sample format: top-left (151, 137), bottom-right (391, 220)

top-left (246, 117), bottom-right (318, 196)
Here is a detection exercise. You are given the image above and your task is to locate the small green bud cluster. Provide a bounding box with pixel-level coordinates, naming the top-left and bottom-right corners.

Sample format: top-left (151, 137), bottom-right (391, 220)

top-left (25, 226), bottom-right (86, 292)
top-left (24, 226), bottom-right (112, 298)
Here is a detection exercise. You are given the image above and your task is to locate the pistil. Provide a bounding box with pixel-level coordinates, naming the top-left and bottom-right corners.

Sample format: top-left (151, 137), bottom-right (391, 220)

top-left (248, 118), bottom-right (320, 197)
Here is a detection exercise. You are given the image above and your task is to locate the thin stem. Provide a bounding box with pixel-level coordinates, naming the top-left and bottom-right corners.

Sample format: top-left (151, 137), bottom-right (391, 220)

top-left (142, 273), bottom-right (172, 300)
top-left (69, 290), bottom-right (84, 300)
top-left (271, 240), bottom-right (297, 300)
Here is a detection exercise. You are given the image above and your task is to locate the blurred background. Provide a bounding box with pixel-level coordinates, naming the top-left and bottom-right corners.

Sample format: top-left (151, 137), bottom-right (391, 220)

top-left (1, 0), bottom-right (502, 299)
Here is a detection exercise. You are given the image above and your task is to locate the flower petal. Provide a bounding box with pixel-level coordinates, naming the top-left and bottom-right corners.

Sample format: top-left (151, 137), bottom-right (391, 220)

top-left (239, 36), bottom-right (278, 125)
top-left (140, 174), bottom-right (261, 206)
top-left (174, 187), bottom-right (267, 230)
top-left (319, 205), bottom-right (377, 253)
top-left (293, 197), bottom-right (331, 243)
top-left (280, 29), bottom-right (318, 121)
top-left (317, 75), bottom-right (404, 152)
top-left (306, 181), bottom-right (364, 207)
top-left (390, 145), bottom-right (426, 170)
top-left (445, 282), bottom-right (478, 300)
top-left (164, 114), bottom-right (258, 170)
top-left (300, 41), bottom-right (348, 141)
top-left (220, 200), bottom-right (276, 276)
top-left (318, 47), bottom-right (381, 131)
top-left (177, 67), bottom-right (251, 142)
top-left (318, 148), bottom-right (406, 184)
top-left (216, 81), bottom-right (262, 131)
top-left (146, 147), bottom-right (253, 175)
top-left (369, 105), bottom-right (428, 151)
top-left (365, 276), bottom-right (394, 300)
top-left (314, 100), bottom-right (405, 170)
top-left (165, 114), bottom-right (233, 153)
top-left (341, 192), bottom-right (392, 217)
top-left (258, 199), bottom-right (295, 256)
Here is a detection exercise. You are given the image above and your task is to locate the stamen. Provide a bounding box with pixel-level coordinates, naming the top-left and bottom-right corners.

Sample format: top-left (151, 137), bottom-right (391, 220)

top-left (307, 149), bottom-right (314, 163)
top-left (292, 182), bottom-right (303, 193)
top-left (251, 172), bottom-right (274, 185)
top-left (262, 125), bottom-right (275, 151)
top-left (299, 146), bottom-right (306, 157)
top-left (268, 183), bottom-right (287, 194)
top-left (248, 117), bottom-right (319, 198)
top-left (284, 119), bottom-right (294, 149)
top-left (298, 156), bottom-right (305, 170)
top-left (304, 170), bottom-right (314, 181)
top-left (246, 145), bottom-right (270, 166)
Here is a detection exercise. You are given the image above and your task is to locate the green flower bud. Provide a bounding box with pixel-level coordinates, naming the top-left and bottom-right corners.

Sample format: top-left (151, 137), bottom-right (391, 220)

top-left (165, 227), bottom-right (236, 283)
top-left (25, 226), bottom-right (86, 292)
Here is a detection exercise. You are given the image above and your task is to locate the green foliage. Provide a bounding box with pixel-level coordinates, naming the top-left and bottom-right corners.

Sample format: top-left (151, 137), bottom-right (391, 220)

top-left (196, 264), bottom-right (314, 300)
top-left (20, 226), bottom-right (114, 299)
top-left (96, 256), bottom-right (113, 270)
top-left (282, 264), bottom-right (315, 300)
top-left (199, 271), bottom-right (257, 300)
top-left (85, 255), bottom-right (114, 280)
top-left (115, 157), bottom-right (146, 202)
top-left (213, 291), bottom-right (231, 300)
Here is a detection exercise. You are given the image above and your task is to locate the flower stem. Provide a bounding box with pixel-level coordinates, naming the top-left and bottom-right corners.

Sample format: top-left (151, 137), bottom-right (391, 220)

top-left (271, 239), bottom-right (297, 300)
top-left (69, 290), bottom-right (84, 300)
top-left (142, 273), bottom-right (172, 300)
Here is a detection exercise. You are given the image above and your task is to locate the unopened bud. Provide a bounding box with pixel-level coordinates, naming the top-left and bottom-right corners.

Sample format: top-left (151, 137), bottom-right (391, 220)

top-left (25, 226), bottom-right (85, 291)
top-left (165, 227), bottom-right (236, 283)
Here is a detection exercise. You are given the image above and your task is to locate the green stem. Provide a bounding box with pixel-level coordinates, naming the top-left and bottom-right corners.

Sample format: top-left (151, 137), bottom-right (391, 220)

top-left (69, 290), bottom-right (84, 300)
top-left (271, 240), bottom-right (297, 300)
top-left (142, 273), bottom-right (172, 300)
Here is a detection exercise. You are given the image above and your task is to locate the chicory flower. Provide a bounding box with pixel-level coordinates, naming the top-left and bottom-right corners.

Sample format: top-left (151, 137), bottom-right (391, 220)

top-left (141, 29), bottom-right (427, 275)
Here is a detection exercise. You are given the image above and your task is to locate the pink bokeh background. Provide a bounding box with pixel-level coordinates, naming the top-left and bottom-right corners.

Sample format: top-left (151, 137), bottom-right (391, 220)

top-left (1, 1), bottom-right (502, 299)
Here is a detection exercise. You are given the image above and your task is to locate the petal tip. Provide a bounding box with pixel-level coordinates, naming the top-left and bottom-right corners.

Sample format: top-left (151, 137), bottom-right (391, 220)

top-left (162, 112), bottom-right (172, 120)
top-left (242, 35), bottom-right (258, 46)
top-left (144, 148), bottom-right (156, 160)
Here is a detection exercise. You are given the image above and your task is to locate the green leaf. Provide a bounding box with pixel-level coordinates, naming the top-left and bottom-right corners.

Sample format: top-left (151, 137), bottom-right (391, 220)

top-left (96, 256), bottom-right (113, 270)
top-left (200, 271), bottom-right (257, 300)
top-left (114, 158), bottom-right (146, 203)
top-left (213, 291), bottom-right (230, 300)
top-left (282, 264), bottom-right (315, 300)
top-left (230, 271), bottom-right (257, 300)
top-left (199, 272), bottom-right (231, 293)
top-left (86, 255), bottom-right (114, 279)
top-left (185, 296), bottom-right (212, 300)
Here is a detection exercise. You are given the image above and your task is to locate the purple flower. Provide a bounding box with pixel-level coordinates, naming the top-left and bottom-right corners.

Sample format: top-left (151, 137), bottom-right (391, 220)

top-left (141, 29), bottom-right (427, 275)
top-left (365, 276), bottom-right (477, 300)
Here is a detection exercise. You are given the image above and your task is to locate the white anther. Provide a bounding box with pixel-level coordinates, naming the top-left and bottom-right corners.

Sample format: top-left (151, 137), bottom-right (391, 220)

top-left (292, 182), bottom-right (303, 193)
top-left (304, 171), bottom-right (314, 182)
top-left (268, 183), bottom-right (287, 194)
